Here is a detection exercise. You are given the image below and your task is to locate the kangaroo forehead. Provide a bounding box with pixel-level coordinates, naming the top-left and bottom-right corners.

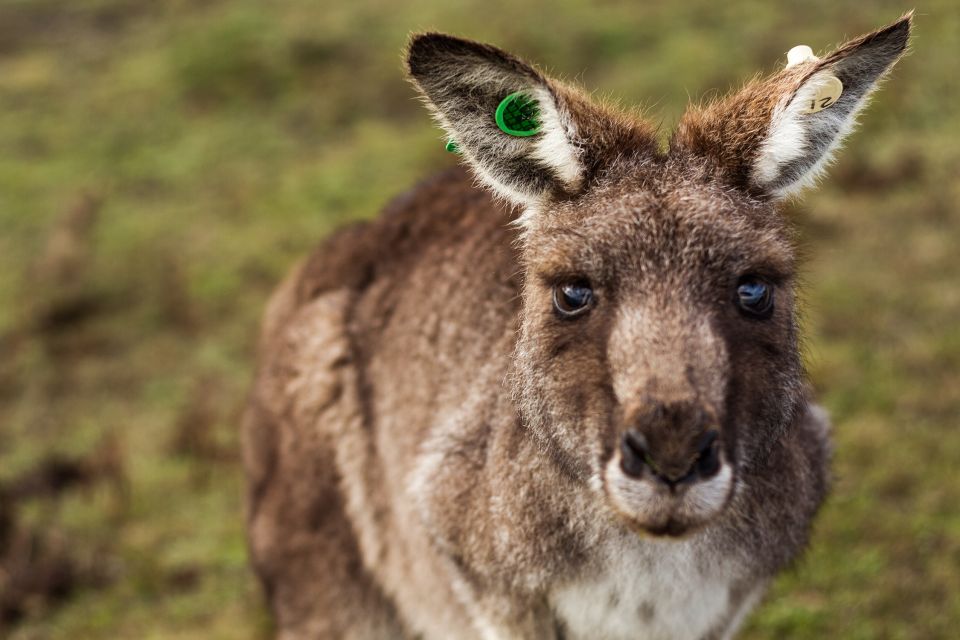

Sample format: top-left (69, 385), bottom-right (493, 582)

top-left (529, 170), bottom-right (795, 279)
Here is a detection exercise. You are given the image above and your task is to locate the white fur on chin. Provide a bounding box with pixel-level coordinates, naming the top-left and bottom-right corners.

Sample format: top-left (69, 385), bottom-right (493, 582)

top-left (603, 455), bottom-right (734, 533)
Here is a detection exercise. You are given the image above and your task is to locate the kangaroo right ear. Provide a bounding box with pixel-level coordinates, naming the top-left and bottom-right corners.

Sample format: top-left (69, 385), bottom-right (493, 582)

top-left (407, 33), bottom-right (589, 208)
top-left (672, 13), bottom-right (912, 200)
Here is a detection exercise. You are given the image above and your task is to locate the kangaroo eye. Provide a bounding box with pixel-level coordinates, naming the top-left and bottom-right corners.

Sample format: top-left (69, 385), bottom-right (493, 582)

top-left (735, 276), bottom-right (774, 318)
top-left (553, 281), bottom-right (594, 318)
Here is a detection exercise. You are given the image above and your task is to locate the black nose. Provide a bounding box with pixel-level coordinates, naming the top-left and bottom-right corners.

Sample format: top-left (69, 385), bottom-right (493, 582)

top-left (620, 430), bottom-right (651, 478)
top-left (620, 428), bottom-right (721, 486)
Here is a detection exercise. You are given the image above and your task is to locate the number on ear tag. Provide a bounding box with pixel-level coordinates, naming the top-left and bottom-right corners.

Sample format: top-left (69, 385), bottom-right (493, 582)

top-left (800, 75), bottom-right (844, 114)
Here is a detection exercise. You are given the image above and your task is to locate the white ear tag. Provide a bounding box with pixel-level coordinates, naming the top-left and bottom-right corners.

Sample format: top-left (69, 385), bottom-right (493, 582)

top-left (799, 75), bottom-right (843, 114)
top-left (786, 45), bottom-right (817, 68)
top-left (785, 45), bottom-right (844, 114)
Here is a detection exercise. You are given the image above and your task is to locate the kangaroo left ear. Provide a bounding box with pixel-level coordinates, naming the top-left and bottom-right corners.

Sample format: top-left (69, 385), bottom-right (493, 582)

top-left (406, 33), bottom-right (658, 212)
top-left (672, 13), bottom-right (912, 200)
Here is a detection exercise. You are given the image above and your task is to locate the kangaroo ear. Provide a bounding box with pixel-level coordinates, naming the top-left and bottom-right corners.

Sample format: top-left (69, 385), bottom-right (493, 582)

top-left (672, 13), bottom-right (912, 200)
top-left (408, 33), bottom-right (640, 209)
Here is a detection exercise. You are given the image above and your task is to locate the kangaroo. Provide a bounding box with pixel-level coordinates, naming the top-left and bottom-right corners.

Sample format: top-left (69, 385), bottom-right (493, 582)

top-left (243, 14), bottom-right (912, 640)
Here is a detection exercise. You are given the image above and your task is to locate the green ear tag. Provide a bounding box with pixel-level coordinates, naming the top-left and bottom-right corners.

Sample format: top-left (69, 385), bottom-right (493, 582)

top-left (495, 92), bottom-right (542, 137)
top-left (445, 138), bottom-right (461, 154)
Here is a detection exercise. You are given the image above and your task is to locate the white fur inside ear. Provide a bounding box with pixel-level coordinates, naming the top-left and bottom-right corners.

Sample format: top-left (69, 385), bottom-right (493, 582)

top-left (530, 86), bottom-right (585, 191)
top-left (752, 69), bottom-right (865, 199)
top-left (470, 157), bottom-right (543, 208)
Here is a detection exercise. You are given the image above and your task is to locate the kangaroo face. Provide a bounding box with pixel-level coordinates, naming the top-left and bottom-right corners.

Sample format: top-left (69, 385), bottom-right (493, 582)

top-left (407, 18), bottom-right (910, 536)
top-left (514, 168), bottom-right (800, 535)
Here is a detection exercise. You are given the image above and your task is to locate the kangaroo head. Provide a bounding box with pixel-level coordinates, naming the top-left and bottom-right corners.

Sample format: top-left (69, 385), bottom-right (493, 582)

top-left (407, 15), bottom-right (910, 537)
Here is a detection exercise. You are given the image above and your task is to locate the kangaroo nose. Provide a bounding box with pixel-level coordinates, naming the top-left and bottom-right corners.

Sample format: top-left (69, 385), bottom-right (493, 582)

top-left (620, 428), bottom-right (721, 486)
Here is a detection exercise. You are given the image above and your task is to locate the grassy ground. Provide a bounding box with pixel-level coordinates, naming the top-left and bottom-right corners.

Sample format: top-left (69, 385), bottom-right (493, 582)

top-left (0, 0), bottom-right (957, 637)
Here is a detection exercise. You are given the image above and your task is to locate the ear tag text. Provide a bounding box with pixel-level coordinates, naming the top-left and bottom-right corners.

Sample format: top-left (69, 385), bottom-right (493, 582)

top-left (799, 75), bottom-right (843, 114)
top-left (785, 45), bottom-right (843, 115)
top-left (495, 92), bottom-right (542, 136)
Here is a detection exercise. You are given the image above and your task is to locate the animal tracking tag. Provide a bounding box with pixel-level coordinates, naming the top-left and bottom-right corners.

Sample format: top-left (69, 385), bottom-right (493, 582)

top-left (786, 44), bottom-right (817, 68)
top-left (495, 91), bottom-right (542, 136)
top-left (785, 44), bottom-right (844, 115)
top-left (800, 75), bottom-right (844, 114)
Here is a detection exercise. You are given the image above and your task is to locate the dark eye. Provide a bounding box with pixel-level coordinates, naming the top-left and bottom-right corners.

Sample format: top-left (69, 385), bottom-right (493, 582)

top-left (553, 281), bottom-right (594, 317)
top-left (735, 276), bottom-right (774, 318)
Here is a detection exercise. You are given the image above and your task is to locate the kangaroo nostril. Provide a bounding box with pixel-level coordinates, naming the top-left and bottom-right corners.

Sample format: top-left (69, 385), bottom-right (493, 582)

top-left (620, 430), bottom-right (649, 478)
top-left (619, 429), bottom-right (722, 484)
top-left (695, 430), bottom-right (721, 479)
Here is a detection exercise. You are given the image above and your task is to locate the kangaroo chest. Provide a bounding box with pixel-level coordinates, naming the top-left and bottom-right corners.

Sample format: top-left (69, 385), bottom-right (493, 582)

top-left (548, 537), bottom-right (757, 640)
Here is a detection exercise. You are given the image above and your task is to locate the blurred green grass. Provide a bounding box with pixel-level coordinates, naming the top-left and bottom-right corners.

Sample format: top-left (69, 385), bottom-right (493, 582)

top-left (0, 0), bottom-right (957, 637)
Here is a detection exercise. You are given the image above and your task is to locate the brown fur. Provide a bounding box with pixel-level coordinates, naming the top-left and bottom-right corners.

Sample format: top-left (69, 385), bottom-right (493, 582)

top-left (244, 15), bottom-right (910, 640)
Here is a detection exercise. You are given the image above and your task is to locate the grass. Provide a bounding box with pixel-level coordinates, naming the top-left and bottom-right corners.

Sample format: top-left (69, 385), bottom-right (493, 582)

top-left (0, 0), bottom-right (957, 637)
